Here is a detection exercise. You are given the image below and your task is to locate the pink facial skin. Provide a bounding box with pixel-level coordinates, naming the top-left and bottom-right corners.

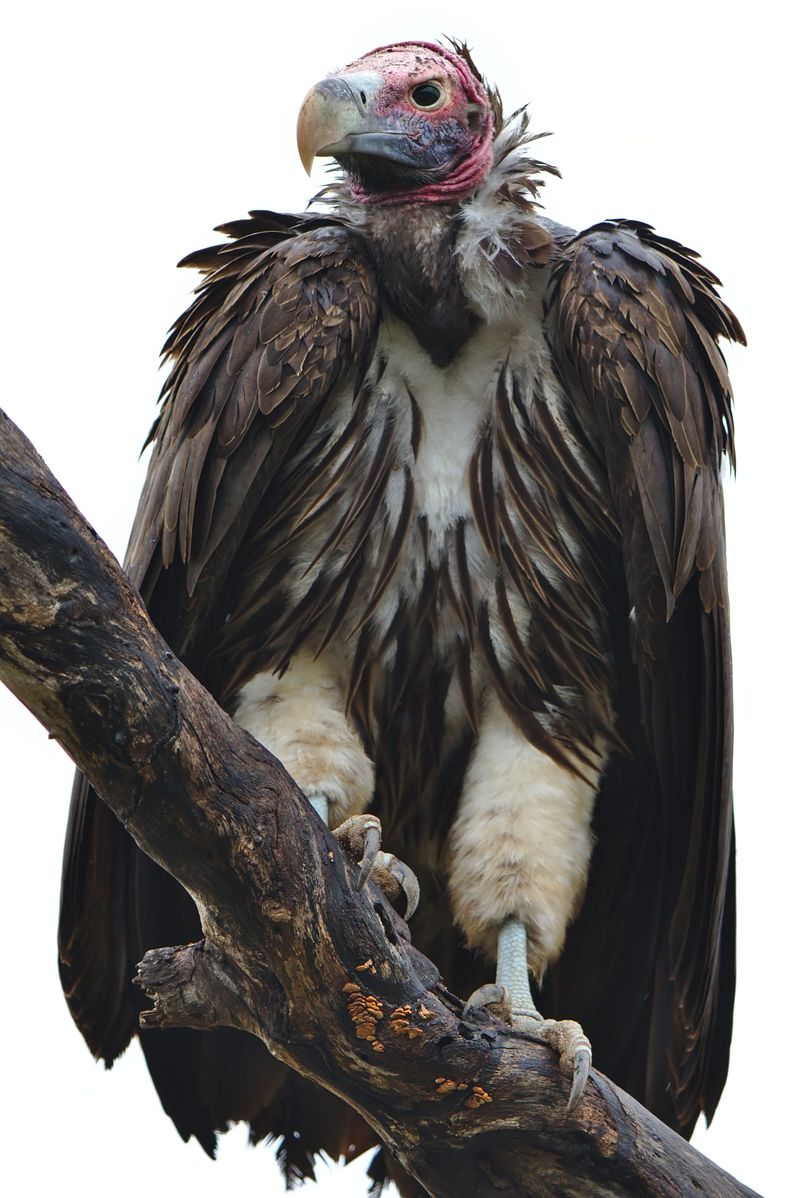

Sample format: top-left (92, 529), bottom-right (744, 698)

top-left (338, 42), bottom-right (495, 205)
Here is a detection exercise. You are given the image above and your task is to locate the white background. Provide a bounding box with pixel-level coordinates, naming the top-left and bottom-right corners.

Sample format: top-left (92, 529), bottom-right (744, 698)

top-left (0, 3), bottom-right (795, 1196)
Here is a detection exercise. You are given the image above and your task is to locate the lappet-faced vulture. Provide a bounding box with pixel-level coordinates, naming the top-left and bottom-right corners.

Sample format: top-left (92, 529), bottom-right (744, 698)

top-left (59, 39), bottom-right (742, 1194)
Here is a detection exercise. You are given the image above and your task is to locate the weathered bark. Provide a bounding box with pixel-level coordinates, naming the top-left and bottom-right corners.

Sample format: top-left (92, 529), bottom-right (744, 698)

top-left (0, 404), bottom-right (760, 1198)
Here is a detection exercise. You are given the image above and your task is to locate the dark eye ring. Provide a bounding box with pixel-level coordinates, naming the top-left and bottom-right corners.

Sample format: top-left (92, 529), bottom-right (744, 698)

top-left (410, 83), bottom-right (443, 109)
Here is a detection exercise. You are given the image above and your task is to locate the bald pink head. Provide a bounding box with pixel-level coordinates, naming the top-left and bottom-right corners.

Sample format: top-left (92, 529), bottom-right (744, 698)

top-left (297, 42), bottom-right (495, 205)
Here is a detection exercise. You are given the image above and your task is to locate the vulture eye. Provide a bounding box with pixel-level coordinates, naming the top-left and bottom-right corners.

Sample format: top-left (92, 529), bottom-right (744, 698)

top-left (410, 82), bottom-right (444, 110)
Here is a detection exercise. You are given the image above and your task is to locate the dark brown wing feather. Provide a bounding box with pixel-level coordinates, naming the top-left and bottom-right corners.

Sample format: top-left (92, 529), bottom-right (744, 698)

top-left (58, 212), bottom-right (379, 1165)
top-left (544, 220), bottom-right (743, 1134)
top-left (127, 215), bottom-right (378, 661)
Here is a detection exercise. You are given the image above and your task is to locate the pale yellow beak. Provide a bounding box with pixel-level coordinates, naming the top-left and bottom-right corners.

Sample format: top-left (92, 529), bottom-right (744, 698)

top-left (296, 72), bottom-right (383, 175)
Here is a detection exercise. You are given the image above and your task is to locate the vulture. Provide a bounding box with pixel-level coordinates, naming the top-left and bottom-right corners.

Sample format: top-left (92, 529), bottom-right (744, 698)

top-left (58, 40), bottom-right (742, 1193)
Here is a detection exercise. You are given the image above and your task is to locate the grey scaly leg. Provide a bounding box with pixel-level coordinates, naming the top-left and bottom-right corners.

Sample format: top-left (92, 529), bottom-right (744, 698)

top-left (466, 915), bottom-right (592, 1112)
top-left (307, 793), bottom-right (330, 824)
top-left (497, 916), bottom-right (540, 1018)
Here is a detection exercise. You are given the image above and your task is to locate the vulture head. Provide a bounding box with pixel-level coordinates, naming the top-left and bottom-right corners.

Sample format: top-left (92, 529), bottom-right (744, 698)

top-left (296, 42), bottom-right (495, 204)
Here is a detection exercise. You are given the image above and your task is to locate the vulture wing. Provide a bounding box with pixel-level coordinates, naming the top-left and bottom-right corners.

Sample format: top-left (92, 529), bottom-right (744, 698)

top-left (544, 220), bottom-right (744, 1133)
top-left (58, 213), bottom-right (379, 1168)
top-left (128, 214), bottom-right (378, 656)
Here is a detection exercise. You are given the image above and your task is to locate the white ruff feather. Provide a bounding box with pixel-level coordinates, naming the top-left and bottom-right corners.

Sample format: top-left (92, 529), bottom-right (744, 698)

top-left (458, 110), bottom-right (557, 322)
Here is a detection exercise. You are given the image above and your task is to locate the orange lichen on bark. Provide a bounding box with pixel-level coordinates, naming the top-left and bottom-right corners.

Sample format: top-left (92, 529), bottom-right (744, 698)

top-left (388, 1003), bottom-right (423, 1039)
top-left (343, 981), bottom-right (384, 1041)
top-left (434, 1077), bottom-right (469, 1095)
top-left (465, 1086), bottom-right (493, 1109)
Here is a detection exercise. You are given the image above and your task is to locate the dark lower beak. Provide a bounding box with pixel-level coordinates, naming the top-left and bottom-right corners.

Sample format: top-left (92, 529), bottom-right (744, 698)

top-left (297, 73), bottom-right (411, 174)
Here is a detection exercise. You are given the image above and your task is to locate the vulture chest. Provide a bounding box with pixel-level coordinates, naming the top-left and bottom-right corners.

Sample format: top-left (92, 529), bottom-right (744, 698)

top-left (248, 308), bottom-right (610, 759)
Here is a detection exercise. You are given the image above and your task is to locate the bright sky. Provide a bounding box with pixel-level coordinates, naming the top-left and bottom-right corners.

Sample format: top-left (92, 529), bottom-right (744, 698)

top-left (0, 4), bottom-right (794, 1197)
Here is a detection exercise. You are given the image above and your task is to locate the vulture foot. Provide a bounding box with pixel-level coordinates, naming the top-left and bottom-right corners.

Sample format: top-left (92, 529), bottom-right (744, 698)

top-left (332, 813), bottom-right (419, 920)
top-left (464, 916), bottom-right (591, 1113)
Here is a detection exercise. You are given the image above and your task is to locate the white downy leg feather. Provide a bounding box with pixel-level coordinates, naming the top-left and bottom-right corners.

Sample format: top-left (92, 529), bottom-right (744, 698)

top-left (234, 651), bottom-right (374, 826)
top-left (448, 692), bottom-right (604, 980)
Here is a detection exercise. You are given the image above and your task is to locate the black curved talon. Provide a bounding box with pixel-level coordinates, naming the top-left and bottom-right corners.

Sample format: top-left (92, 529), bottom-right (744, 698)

top-left (387, 856), bottom-right (419, 920)
top-left (356, 819), bottom-right (382, 890)
top-left (568, 1045), bottom-right (591, 1113)
top-left (464, 983), bottom-right (511, 1022)
top-left (332, 813), bottom-right (420, 921)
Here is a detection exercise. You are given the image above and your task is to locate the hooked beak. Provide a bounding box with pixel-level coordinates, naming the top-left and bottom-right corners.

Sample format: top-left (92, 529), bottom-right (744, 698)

top-left (297, 72), bottom-right (414, 175)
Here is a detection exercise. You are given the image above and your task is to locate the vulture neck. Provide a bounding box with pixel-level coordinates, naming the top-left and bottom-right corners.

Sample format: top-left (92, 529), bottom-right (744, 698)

top-left (326, 113), bottom-right (558, 368)
top-left (365, 204), bottom-right (480, 368)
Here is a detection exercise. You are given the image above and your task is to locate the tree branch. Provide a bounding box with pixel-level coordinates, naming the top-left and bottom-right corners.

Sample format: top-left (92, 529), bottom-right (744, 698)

top-left (0, 405), bottom-right (760, 1198)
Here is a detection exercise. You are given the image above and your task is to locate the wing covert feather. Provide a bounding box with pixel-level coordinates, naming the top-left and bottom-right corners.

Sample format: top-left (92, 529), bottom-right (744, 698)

top-left (125, 217), bottom-right (379, 630)
top-left (546, 219), bottom-right (743, 1132)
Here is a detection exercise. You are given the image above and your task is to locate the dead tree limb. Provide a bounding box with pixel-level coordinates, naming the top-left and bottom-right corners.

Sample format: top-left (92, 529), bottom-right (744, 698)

top-left (0, 405), bottom-right (760, 1198)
